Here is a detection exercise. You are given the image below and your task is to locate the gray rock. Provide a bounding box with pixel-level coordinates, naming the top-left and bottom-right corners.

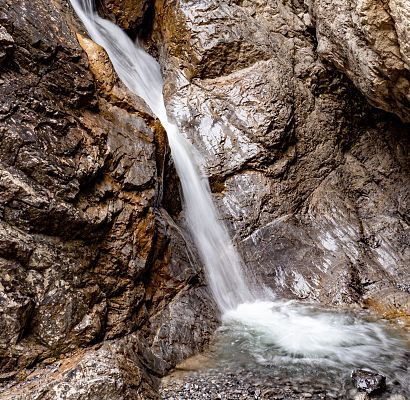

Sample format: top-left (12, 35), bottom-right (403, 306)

top-left (160, 364), bottom-right (330, 400)
top-left (1, 0), bottom-right (410, 397)
top-left (351, 369), bottom-right (386, 394)
top-left (0, 25), bottom-right (14, 64)
top-left (310, 0), bottom-right (410, 122)
top-left (0, 338), bottom-right (160, 399)
top-left (154, 0), bottom-right (410, 322)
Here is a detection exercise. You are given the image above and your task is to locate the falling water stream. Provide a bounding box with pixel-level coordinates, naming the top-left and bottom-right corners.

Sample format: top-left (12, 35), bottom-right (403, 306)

top-left (70, 1), bottom-right (409, 397)
top-left (70, 0), bottom-right (254, 313)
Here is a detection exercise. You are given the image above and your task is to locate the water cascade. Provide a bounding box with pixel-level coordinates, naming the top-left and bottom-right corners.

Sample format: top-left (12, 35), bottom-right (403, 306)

top-left (70, 1), bottom-right (409, 394)
top-left (70, 0), bottom-right (254, 313)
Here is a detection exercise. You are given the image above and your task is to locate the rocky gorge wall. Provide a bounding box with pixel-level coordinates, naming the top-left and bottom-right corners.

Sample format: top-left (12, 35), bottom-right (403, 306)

top-left (153, 0), bottom-right (410, 319)
top-left (0, 0), bottom-right (409, 398)
top-left (0, 0), bottom-right (217, 398)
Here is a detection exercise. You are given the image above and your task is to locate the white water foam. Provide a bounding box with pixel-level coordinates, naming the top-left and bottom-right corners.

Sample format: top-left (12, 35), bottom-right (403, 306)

top-left (222, 301), bottom-right (405, 366)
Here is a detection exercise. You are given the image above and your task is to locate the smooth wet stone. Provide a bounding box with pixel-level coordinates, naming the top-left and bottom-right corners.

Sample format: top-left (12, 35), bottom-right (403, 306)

top-left (351, 369), bottom-right (386, 394)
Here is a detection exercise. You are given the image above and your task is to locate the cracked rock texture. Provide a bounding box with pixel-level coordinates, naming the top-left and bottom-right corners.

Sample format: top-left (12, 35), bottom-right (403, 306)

top-left (0, 0), bottom-right (217, 398)
top-left (310, 0), bottom-right (410, 122)
top-left (153, 0), bottom-right (410, 321)
top-left (0, 0), bottom-right (409, 398)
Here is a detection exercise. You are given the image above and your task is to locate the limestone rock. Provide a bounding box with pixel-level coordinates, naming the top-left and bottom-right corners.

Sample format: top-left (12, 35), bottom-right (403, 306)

top-left (309, 0), bottom-right (410, 122)
top-left (0, 339), bottom-right (160, 399)
top-left (148, 286), bottom-right (219, 368)
top-left (76, 33), bottom-right (116, 94)
top-left (389, 0), bottom-right (410, 66)
top-left (0, 0), bottom-right (216, 397)
top-left (1, 0), bottom-right (410, 397)
top-left (101, 0), bottom-right (152, 30)
top-left (0, 25), bottom-right (14, 64)
top-left (154, 0), bottom-right (410, 322)
top-left (0, 269), bottom-right (34, 349)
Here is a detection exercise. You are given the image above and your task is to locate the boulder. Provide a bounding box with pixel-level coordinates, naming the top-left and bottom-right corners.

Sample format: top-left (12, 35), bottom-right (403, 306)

top-left (352, 369), bottom-right (386, 394)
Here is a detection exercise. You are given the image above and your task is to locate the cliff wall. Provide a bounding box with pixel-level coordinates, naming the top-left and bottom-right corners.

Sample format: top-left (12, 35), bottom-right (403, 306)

top-left (0, 0), bottom-right (408, 398)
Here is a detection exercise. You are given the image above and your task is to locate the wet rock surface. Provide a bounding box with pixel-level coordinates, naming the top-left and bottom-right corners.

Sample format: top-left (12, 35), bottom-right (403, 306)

top-left (161, 370), bottom-right (406, 400)
top-left (100, 0), bottom-right (153, 31)
top-left (160, 352), bottom-right (408, 400)
top-left (352, 369), bottom-right (386, 394)
top-left (0, 0), bottom-right (410, 398)
top-left (160, 368), bottom-right (332, 400)
top-left (0, 0), bottom-right (217, 398)
top-left (154, 0), bottom-right (410, 323)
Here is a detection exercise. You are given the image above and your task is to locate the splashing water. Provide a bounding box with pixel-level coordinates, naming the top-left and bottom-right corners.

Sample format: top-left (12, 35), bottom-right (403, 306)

top-left (222, 301), bottom-right (407, 367)
top-left (218, 301), bottom-right (409, 395)
top-left (70, 1), bottom-right (410, 392)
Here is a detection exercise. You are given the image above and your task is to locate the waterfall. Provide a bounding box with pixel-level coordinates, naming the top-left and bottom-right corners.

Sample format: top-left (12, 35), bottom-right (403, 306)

top-left (69, 0), bottom-right (254, 312)
top-left (69, 3), bottom-right (409, 389)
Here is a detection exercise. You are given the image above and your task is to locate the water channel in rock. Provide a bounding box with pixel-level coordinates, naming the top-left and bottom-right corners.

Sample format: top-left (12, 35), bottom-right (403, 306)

top-left (70, 2), bottom-right (410, 397)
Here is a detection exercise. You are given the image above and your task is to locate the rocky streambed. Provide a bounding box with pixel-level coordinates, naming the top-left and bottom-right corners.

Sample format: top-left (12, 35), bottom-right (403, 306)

top-left (161, 365), bottom-right (333, 400)
top-left (160, 355), bottom-right (408, 400)
top-left (160, 303), bottom-right (410, 400)
top-left (160, 357), bottom-right (408, 400)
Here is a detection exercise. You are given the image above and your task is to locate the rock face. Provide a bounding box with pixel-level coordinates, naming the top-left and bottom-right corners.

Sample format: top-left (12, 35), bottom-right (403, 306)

top-left (309, 0), bottom-right (410, 122)
top-left (153, 0), bottom-right (410, 321)
top-left (100, 0), bottom-right (153, 31)
top-left (0, 0), bottom-right (217, 398)
top-left (0, 0), bottom-right (409, 398)
top-left (0, 339), bottom-right (160, 400)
